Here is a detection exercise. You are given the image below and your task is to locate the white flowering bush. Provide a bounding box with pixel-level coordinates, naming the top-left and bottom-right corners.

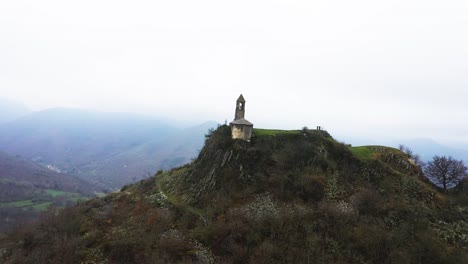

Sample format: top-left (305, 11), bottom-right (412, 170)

top-left (146, 191), bottom-right (169, 207)
top-left (432, 220), bottom-right (468, 248)
top-left (228, 193), bottom-right (279, 222)
top-left (192, 240), bottom-right (217, 264)
top-left (335, 200), bottom-right (356, 215)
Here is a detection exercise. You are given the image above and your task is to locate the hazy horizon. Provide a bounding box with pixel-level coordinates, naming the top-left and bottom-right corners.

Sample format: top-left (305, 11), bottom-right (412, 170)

top-left (1, 1), bottom-right (467, 145)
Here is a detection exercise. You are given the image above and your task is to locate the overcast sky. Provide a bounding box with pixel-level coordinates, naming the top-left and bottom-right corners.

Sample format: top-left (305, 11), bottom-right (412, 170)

top-left (1, 0), bottom-right (467, 144)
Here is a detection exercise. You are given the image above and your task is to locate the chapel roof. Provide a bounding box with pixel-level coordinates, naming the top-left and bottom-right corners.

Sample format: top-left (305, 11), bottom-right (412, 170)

top-left (230, 118), bottom-right (253, 126)
top-left (236, 94), bottom-right (246, 103)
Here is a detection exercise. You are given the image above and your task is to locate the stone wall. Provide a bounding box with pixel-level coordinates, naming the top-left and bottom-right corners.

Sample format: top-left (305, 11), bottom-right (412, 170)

top-left (231, 125), bottom-right (252, 141)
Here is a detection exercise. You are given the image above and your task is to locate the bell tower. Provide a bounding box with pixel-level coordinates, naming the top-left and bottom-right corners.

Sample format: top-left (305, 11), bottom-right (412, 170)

top-left (230, 94), bottom-right (253, 141)
top-left (234, 94), bottom-right (246, 120)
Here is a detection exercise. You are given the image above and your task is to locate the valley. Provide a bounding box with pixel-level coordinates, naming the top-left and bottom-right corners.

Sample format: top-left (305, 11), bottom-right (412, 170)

top-left (0, 108), bottom-right (216, 189)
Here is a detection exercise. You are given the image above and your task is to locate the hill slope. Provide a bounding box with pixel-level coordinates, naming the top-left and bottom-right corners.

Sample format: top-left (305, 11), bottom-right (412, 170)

top-left (0, 151), bottom-right (97, 232)
top-left (2, 126), bottom-right (468, 263)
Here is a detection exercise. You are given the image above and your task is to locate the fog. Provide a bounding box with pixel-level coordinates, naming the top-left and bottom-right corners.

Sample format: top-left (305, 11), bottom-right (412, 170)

top-left (1, 0), bottom-right (467, 144)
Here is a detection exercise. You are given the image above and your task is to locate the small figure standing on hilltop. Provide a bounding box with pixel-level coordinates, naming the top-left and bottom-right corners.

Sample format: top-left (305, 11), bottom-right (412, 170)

top-left (230, 94), bottom-right (253, 141)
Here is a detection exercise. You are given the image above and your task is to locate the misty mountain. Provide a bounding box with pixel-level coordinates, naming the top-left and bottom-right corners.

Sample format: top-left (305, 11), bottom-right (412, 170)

top-left (0, 98), bottom-right (31, 124)
top-left (71, 121), bottom-right (217, 188)
top-left (0, 108), bottom-right (217, 189)
top-left (394, 138), bottom-right (468, 164)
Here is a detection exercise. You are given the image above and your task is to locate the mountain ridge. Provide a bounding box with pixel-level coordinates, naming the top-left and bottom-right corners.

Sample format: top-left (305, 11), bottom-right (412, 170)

top-left (0, 98), bottom-right (31, 124)
top-left (0, 108), bottom-right (217, 189)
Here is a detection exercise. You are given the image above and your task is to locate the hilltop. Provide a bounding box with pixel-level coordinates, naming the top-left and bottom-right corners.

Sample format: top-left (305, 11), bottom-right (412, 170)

top-left (2, 126), bottom-right (468, 263)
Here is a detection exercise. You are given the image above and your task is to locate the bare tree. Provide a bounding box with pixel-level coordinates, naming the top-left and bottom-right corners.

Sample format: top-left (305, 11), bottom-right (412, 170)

top-left (424, 155), bottom-right (467, 192)
top-left (398, 144), bottom-right (414, 158)
top-left (412, 153), bottom-right (425, 168)
top-left (399, 144), bottom-right (424, 168)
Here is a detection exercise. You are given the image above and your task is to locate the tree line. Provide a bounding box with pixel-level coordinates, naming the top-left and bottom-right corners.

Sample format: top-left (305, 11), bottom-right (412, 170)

top-left (399, 145), bottom-right (467, 192)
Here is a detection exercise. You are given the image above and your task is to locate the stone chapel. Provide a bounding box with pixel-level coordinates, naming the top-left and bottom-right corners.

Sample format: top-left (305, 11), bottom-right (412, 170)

top-left (230, 94), bottom-right (253, 141)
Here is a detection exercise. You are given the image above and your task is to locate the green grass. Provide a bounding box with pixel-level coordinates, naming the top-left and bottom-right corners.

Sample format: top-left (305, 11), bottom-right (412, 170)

top-left (45, 189), bottom-right (69, 197)
top-left (351, 145), bottom-right (403, 160)
top-left (0, 190), bottom-right (88, 212)
top-left (31, 202), bottom-right (52, 211)
top-left (68, 196), bottom-right (86, 202)
top-left (351, 146), bottom-right (376, 160)
top-left (253, 128), bottom-right (301, 136)
top-left (0, 200), bottom-right (51, 211)
top-left (0, 200), bottom-right (37, 208)
top-left (95, 192), bottom-right (106, 198)
top-left (45, 189), bottom-right (87, 202)
top-left (45, 189), bottom-right (85, 198)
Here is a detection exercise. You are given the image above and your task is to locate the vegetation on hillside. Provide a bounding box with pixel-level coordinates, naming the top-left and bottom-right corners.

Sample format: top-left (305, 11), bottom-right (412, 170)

top-left (0, 152), bottom-right (97, 232)
top-left (2, 126), bottom-right (468, 263)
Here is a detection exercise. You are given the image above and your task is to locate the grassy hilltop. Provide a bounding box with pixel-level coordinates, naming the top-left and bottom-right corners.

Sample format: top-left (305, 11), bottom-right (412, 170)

top-left (2, 126), bottom-right (468, 263)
